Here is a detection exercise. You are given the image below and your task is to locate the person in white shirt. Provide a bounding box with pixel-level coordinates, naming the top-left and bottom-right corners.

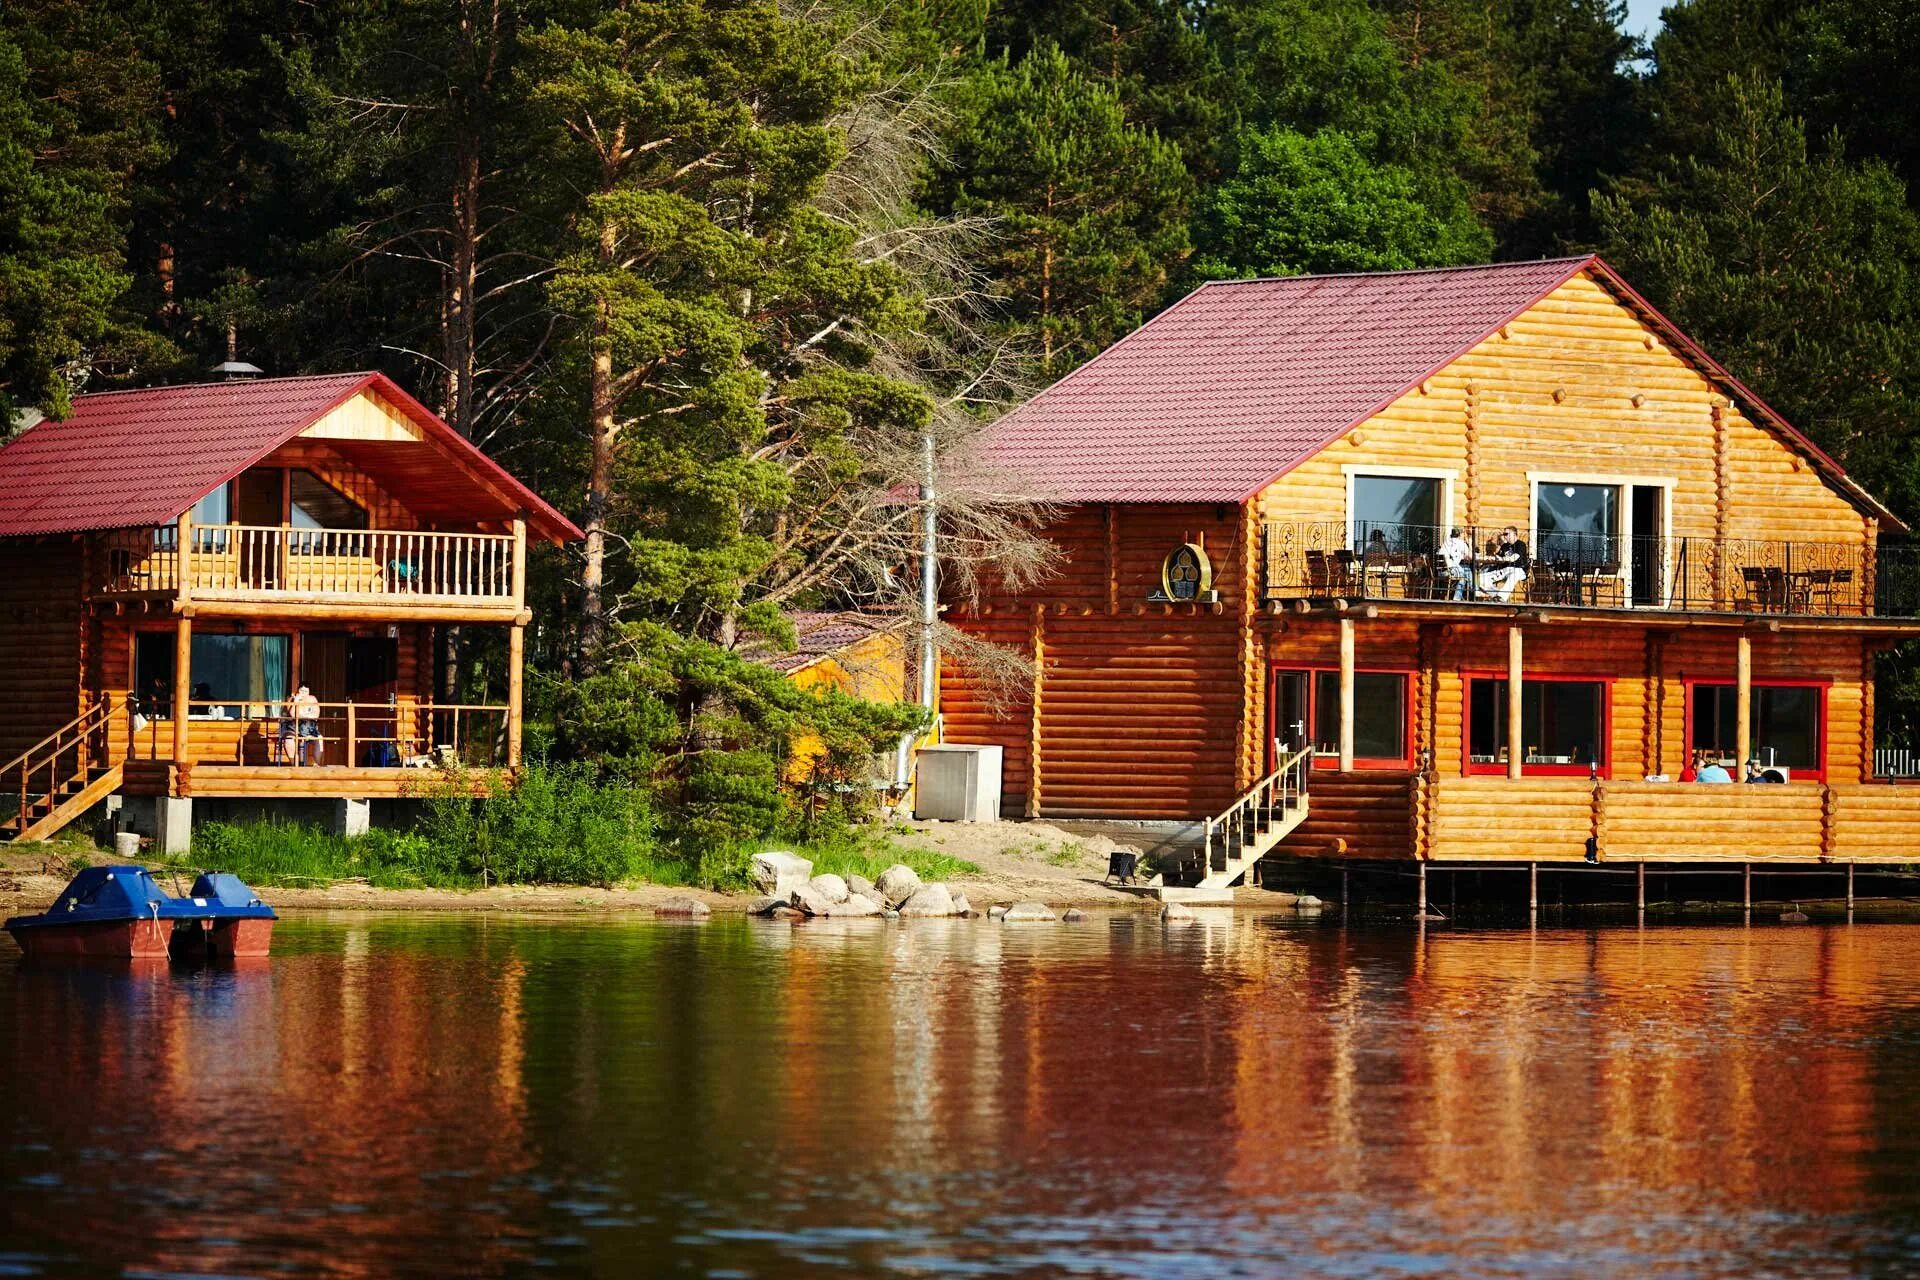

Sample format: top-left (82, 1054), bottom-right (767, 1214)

top-left (1437, 527), bottom-right (1473, 600)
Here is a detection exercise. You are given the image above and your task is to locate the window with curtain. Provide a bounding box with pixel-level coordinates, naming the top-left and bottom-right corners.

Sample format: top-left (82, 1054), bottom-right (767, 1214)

top-left (1311, 671), bottom-right (1409, 762)
top-left (1468, 678), bottom-right (1607, 770)
top-left (136, 633), bottom-right (290, 719)
top-left (1350, 475), bottom-right (1440, 557)
top-left (180, 482), bottom-right (233, 552)
top-left (1690, 684), bottom-right (1821, 770)
top-left (1535, 482), bottom-right (1619, 565)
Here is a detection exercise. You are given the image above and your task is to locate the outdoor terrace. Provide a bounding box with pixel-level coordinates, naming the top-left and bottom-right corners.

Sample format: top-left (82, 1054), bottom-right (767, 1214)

top-left (1261, 520), bottom-right (1920, 621)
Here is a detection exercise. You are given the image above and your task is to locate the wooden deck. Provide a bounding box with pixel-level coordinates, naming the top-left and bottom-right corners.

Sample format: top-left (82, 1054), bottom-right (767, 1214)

top-left (123, 763), bottom-right (502, 799)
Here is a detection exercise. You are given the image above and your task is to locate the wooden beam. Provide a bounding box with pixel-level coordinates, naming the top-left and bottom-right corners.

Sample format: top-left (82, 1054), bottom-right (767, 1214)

top-left (507, 621), bottom-right (525, 770)
top-left (1507, 623), bottom-right (1524, 781)
top-left (1736, 631), bottom-right (1752, 767)
top-left (510, 516), bottom-right (527, 611)
top-left (1338, 616), bottom-right (1355, 772)
top-left (178, 600), bottom-right (522, 624)
top-left (172, 612), bottom-right (191, 772)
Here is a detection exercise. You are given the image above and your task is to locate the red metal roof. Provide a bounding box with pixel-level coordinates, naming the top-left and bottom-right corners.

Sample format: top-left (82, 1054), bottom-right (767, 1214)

top-left (976, 255), bottom-right (1902, 528)
top-left (0, 372), bottom-right (582, 541)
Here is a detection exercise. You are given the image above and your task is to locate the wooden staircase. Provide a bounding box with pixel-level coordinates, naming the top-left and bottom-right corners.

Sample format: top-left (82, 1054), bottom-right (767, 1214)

top-left (2, 698), bottom-right (123, 844)
top-left (1160, 745), bottom-right (1313, 903)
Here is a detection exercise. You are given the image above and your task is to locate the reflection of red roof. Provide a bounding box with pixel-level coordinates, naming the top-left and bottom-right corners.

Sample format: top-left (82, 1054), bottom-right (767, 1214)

top-left (978, 256), bottom-right (1900, 527)
top-left (744, 612), bottom-right (895, 675)
top-left (0, 372), bottom-right (582, 541)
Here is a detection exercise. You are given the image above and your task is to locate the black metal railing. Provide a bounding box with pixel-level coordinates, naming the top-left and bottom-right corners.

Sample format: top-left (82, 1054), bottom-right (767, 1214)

top-left (1262, 520), bottom-right (1920, 618)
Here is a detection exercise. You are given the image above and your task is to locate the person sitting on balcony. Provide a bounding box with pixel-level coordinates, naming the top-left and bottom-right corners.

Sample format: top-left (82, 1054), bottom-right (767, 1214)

top-left (1477, 527), bottom-right (1529, 601)
top-left (292, 685), bottom-right (322, 766)
top-left (1438, 527), bottom-right (1473, 600)
top-left (1695, 755), bottom-right (1733, 784)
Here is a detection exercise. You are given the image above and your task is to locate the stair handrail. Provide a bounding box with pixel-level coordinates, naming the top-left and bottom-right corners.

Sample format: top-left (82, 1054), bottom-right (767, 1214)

top-left (7, 695), bottom-right (116, 837)
top-left (1202, 742), bottom-right (1313, 873)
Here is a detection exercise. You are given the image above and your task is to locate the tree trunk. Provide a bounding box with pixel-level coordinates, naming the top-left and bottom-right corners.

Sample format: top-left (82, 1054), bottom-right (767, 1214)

top-left (577, 214), bottom-right (620, 671)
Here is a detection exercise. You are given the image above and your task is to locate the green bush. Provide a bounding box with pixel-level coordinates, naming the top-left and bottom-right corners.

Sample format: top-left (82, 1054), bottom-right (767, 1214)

top-left (418, 761), bottom-right (663, 886)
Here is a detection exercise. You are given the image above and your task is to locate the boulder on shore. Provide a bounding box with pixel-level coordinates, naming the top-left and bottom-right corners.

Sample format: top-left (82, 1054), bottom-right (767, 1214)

top-left (655, 895), bottom-right (711, 918)
top-left (751, 851), bottom-right (814, 898)
top-left (847, 873), bottom-right (876, 898)
top-left (898, 883), bottom-right (957, 917)
top-left (1162, 902), bottom-right (1197, 923)
top-left (951, 892), bottom-right (975, 917)
top-left (827, 894), bottom-right (882, 917)
top-left (1062, 908), bottom-right (1087, 922)
top-left (789, 884), bottom-right (835, 916)
top-left (746, 895), bottom-right (785, 916)
top-left (875, 864), bottom-right (923, 906)
top-left (853, 887), bottom-right (890, 912)
top-left (809, 873), bottom-right (851, 904)
top-left (986, 905), bottom-right (1008, 919)
top-left (1002, 901), bottom-right (1057, 923)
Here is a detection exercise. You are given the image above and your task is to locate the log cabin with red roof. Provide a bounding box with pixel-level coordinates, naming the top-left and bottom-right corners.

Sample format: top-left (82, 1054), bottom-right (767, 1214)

top-left (942, 256), bottom-right (1920, 898)
top-left (0, 372), bottom-right (580, 850)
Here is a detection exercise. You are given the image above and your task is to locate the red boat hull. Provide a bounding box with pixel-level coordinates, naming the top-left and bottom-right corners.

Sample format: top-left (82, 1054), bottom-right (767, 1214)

top-left (8, 918), bottom-right (173, 960)
top-left (167, 917), bottom-right (275, 960)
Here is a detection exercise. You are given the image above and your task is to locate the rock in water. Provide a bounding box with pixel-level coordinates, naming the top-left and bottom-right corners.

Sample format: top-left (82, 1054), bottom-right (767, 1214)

top-left (1002, 901), bottom-right (1057, 923)
top-left (655, 896), bottom-right (711, 917)
top-left (1294, 895), bottom-right (1324, 909)
top-left (768, 905), bottom-right (805, 921)
top-left (809, 873), bottom-right (851, 904)
top-left (951, 892), bottom-right (974, 917)
top-left (847, 873), bottom-right (876, 899)
top-left (746, 896), bottom-right (785, 916)
top-left (854, 887), bottom-right (890, 912)
top-left (898, 883), bottom-right (956, 917)
top-left (789, 884), bottom-right (835, 917)
top-left (750, 851), bottom-right (814, 898)
top-left (875, 864), bottom-right (923, 906)
top-left (986, 905), bottom-right (1008, 919)
top-left (1062, 908), bottom-right (1087, 922)
top-left (828, 894), bottom-right (882, 917)
top-left (1162, 902), bottom-right (1197, 922)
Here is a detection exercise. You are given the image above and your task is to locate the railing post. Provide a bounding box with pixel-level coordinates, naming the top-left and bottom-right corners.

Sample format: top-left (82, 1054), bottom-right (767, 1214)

top-left (176, 510), bottom-right (194, 602)
top-left (346, 702), bottom-right (357, 770)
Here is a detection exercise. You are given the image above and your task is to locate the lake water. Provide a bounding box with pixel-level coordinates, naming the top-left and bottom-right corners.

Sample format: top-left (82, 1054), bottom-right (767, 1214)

top-left (6, 911), bottom-right (1920, 1277)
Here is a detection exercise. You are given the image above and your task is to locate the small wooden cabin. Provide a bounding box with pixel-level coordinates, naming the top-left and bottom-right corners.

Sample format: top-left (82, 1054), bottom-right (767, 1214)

top-left (945, 256), bottom-right (1920, 891)
top-left (0, 372), bottom-right (581, 849)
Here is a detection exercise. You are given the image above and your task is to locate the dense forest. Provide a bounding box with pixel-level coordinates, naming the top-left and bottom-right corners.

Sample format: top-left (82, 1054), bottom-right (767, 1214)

top-left (7, 0), bottom-right (1920, 842)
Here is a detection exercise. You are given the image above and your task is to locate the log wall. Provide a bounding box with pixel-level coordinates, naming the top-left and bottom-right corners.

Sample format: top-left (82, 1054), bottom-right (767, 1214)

top-left (0, 538), bottom-right (85, 766)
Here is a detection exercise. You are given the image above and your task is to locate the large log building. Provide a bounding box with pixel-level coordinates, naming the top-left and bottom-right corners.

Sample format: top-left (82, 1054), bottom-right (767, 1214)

top-left (0, 372), bottom-right (580, 850)
top-left (943, 256), bottom-right (1920, 889)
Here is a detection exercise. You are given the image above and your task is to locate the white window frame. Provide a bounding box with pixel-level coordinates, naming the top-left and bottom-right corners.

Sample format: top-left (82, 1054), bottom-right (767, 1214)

top-left (1342, 465), bottom-right (1457, 548)
top-left (1526, 471), bottom-right (1676, 607)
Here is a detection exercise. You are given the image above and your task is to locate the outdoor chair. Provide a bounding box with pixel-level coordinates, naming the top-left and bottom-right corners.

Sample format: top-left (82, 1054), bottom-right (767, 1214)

top-left (1739, 566), bottom-right (1787, 612)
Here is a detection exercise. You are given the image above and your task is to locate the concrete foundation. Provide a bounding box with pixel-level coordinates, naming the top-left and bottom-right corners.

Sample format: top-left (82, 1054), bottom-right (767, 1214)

top-left (155, 797), bottom-right (193, 856)
top-left (332, 797), bottom-right (371, 838)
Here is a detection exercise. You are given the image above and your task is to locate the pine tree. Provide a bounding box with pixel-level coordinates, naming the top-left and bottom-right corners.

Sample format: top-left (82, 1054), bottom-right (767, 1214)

top-left (931, 44), bottom-right (1192, 375)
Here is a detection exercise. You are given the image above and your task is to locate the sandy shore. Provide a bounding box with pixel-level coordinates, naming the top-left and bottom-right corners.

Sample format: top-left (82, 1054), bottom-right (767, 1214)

top-left (0, 819), bottom-right (1164, 918)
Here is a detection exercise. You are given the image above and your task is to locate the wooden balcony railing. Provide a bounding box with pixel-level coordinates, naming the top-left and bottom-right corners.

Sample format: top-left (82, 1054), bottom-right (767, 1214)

top-left (1262, 520), bottom-right (1920, 618)
top-left (127, 698), bottom-right (509, 769)
top-left (97, 524), bottom-right (518, 604)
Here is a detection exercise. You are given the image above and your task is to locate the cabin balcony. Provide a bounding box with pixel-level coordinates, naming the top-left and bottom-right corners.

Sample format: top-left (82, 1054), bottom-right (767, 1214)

top-left (92, 523), bottom-right (523, 619)
top-left (120, 699), bottom-right (508, 799)
top-left (1410, 773), bottom-right (1920, 865)
top-left (1261, 520), bottom-right (1920, 622)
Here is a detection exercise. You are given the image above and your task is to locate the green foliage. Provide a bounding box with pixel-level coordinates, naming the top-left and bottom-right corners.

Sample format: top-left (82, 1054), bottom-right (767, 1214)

top-left (419, 761), bottom-right (662, 885)
top-left (1195, 127), bottom-right (1491, 279)
top-left (181, 821), bottom-right (463, 890)
top-left (931, 43), bottom-right (1192, 374)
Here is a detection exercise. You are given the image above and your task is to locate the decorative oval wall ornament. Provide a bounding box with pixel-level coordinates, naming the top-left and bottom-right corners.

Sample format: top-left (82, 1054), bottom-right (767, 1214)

top-left (1161, 542), bottom-right (1213, 602)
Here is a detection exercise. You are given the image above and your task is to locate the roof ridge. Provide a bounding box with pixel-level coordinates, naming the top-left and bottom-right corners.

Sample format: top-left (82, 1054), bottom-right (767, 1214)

top-left (1193, 255), bottom-right (1595, 290)
top-left (69, 371), bottom-right (374, 401)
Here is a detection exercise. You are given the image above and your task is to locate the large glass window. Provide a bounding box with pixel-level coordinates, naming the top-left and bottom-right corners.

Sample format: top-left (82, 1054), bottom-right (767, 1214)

top-left (1468, 678), bottom-right (1608, 771)
top-left (1311, 670), bottom-right (1409, 763)
top-left (1690, 684), bottom-right (1822, 771)
top-left (1351, 475), bottom-right (1440, 557)
top-left (134, 632), bottom-right (290, 720)
top-left (290, 470), bottom-right (368, 531)
top-left (1535, 482), bottom-right (1619, 566)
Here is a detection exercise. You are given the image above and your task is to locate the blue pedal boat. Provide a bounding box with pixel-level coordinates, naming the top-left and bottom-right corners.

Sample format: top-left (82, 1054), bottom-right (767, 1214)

top-left (4, 866), bottom-right (276, 960)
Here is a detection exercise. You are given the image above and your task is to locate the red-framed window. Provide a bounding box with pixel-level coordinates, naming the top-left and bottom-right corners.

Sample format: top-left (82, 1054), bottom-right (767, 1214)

top-left (1269, 666), bottom-right (1416, 771)
top-left (1463, 673), bottom-right (1613, 777)
top-left (1682, 680), bottom-right (1827, 781)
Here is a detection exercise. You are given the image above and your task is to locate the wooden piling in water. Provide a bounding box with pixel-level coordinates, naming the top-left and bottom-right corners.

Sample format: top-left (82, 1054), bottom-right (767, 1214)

top-left (1528, 861), bottom-right (1538, 916)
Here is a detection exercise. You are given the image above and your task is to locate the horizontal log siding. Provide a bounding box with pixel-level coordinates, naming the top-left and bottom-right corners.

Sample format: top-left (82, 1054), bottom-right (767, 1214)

top-left (946, 503), bottom-right (1248, 820)
top-left (0, 539), bottom-right (84, 765)
top-left (1425, 776), bottom-right (1594, 861)
top-left (1254, 272), bottom-right (1868, 550)
top-left (1277, 771), bottom-right (1413, 860)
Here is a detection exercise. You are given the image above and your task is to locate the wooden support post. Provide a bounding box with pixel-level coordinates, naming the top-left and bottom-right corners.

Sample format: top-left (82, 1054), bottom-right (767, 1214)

top-left (345, 701), bottom-right (357, 768)
top-left (507, 622), bottom-right (525, 769)
top-left (1338, 616), bottom-right (1356, 772)
top-left (1507, 623), bottom-right (1524, 781)
top-left (172, 612), bottom-right (192, 769)
top-left (1847, 861), bottom-right (1855, 911)
top-left (1342, 866), bottom-right (1349, 909)
top-left (1735, 632), bottom-right (1752, 768)
top-left (1528, 861), bottom-right (1538, 916)
top-left (1637, 862), bottom-right (1646, 913)
top-left (1417, 860), bottom-right (1427, 916)
top-left (1743, 862), bottom-right (1752, 911)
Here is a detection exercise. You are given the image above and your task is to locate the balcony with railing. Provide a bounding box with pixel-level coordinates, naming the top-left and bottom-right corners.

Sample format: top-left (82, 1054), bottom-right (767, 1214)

top-left (1261, 520), bottom-right (1920, 619)
top-left (94, 523), bottom-right (521, 609)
